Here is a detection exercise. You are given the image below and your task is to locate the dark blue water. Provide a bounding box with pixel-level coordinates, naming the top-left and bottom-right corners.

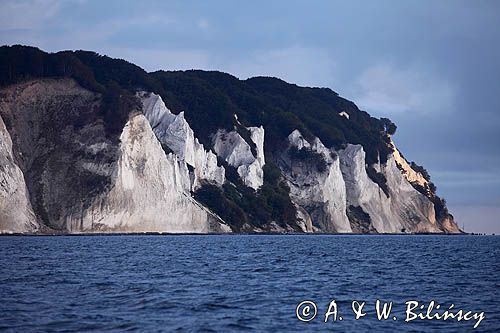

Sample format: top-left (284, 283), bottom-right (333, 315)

top-left (0, 235), bottom-right (498, 332)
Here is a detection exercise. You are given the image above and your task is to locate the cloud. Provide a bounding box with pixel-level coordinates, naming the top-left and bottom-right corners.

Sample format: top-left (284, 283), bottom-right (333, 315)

top-left (351, 64), bottom-right (455, 115)
top-left (0, 0), bottom-right (62, 30)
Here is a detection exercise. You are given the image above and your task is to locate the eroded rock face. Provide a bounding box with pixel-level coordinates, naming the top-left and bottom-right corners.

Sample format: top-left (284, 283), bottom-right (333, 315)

top-left (0, 79), bottom-right (229, 233)
top-left (212, 126), bottom-right (265, 190)
top-left (389, 139), bottom-right (460, 233)
top-left (279, 130), bottom-right (351, 233)
top-left (339, 144), bottom-right (440, 233)
top-left (271, 130), bottom-right (455, 234)
top-left (0, 78), bottom-right (460, 234)
top-left (0, 79), bottom-right (116, 231)
top-left (295, 206), bottom-right (314, 232)
top-left (65, 113), bottom-right (230, 233)
top-left (440, 216), bottom-right (461, 233)
top-left (390, 139), bottom-right (429, 189)
top-left (139, 92), bottom-right (225, 189)
top-left (0, 115), bottom-right (38, 233)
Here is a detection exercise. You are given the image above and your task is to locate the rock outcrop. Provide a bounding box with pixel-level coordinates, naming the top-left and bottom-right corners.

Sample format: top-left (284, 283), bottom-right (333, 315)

top-left (0, 79), bottom-right (229, 233)
top-left (212, 126), bottom-right (265, 190)
top-left (279, 130), bottom-right (351, 233)
top-left (66, 113), bottom-right (230, 233)
top-left (0, 115), bottom-right (38, 233)
top-left (0, 62), bottom-right (461, 234)
top-left (139, 92), bottom-right (225, 189)
top-left (0, 79), bottom-right (113, 232)
top-left (277, 131), bottom-right (444, 233)
top-left (339, 144), bottom-right (440, 233)
top-left (390, 139), bottom-right (429, 189)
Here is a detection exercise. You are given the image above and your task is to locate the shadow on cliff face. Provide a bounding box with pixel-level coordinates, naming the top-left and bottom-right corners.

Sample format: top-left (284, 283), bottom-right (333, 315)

top-left (0, 78), bottom-right (134, 230)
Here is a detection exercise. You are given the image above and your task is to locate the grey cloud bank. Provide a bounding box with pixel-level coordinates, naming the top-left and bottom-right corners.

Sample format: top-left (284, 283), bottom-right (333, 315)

top-left (0, 0), bottom-right (498, 233)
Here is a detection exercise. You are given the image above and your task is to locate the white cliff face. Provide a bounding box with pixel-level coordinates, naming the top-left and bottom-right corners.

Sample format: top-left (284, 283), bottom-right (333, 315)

top-left (389, 141), bottom-right (460, 233)
top-left (339, 144), bottom-right (394, 232)
top-left (66, 114), bottom-right (230, 233)
top-left (139, 92), bottom-right (225, 189)
top-left (0, 115), bottom-right (39, 233)
top-left (0, 78), bottom-right (456, 234)
top-left (212, 126), bottom-right (265, 190)
top-left (0, 80), bottom-right (230, 233)
top-left (390, 139), bottom-right (429, 188)
top-left (281, 130), bottom-right (351, 233)
top-left (383, 153), bottom-right (438, 231)
top-left (339, 144), bottom-right (440, 233)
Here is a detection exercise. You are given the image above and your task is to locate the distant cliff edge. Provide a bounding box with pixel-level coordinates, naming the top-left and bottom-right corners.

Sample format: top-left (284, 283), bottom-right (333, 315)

top-left (0, 45), bottom-right (460, 234)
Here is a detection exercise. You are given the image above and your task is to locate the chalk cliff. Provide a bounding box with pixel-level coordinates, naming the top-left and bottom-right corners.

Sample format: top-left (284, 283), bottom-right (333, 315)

top-left (0, 114), bottom-right (38, 233)
top-left (278, 132), bottom-right (442, 233)
top-left (0, 79), bottom-right (229, 233)
top-left (279, 130), bottom-right (351, 233)
top-left (390, 139), bottom-right (429, 190)
top-left (67, 113), bottom-right (229, 233)
top-left (339, 144), bottom-right (439, 233)
top-left (0, 45), bottom-right (462, 234)
top-left (213, 126), bottom-right (265, 190)
top-left (139, 91), bottom-right (225, 189)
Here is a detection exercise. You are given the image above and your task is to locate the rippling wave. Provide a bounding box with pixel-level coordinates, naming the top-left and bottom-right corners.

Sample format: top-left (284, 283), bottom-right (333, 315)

top-left (0, 235), bottom-right (498, 332)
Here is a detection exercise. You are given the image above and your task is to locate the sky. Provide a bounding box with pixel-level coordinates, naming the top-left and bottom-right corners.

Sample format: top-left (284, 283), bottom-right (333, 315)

top-left (1, 0), bottom-right (499, 233)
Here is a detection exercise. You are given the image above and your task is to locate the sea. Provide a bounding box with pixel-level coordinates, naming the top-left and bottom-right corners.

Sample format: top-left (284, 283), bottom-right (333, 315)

top-left (0, 235), bottom-right (498, 332)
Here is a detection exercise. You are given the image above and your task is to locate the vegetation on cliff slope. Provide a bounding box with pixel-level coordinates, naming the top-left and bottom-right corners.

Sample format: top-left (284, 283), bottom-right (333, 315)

top-left (0, 45), bottom-right (451, 228)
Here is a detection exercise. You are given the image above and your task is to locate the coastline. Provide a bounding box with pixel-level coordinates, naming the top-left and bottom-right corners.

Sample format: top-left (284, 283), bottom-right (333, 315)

top-left (0, 232), bottom-right (488, 237)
